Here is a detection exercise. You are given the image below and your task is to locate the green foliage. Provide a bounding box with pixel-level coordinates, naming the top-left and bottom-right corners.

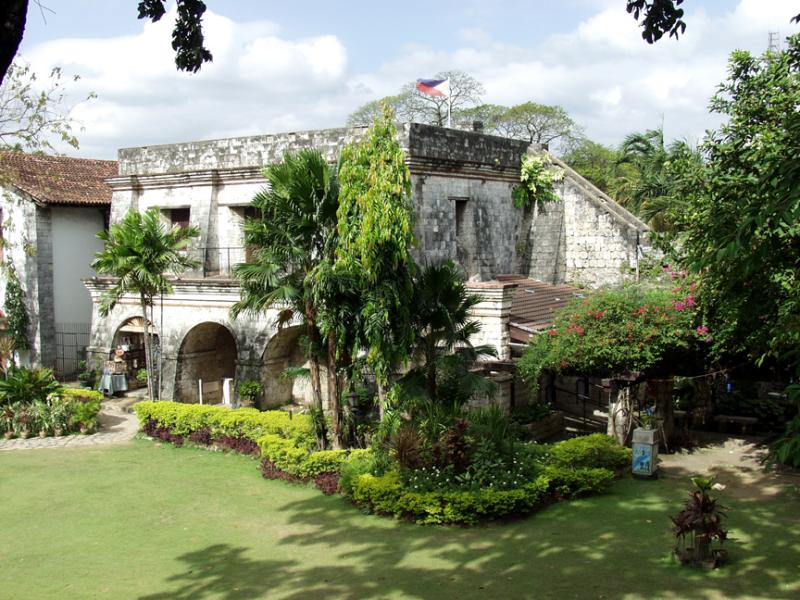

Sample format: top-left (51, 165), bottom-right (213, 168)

top-left (339, 451), bottom-right (379, 496)
top-left (2, 262), bottom-right (29, 356)
top-left (511, 402), bottom-right (553, 425)
top-left (92, 207), bottom-right (200, 315)
top-left (133, 401), bottom-right (316, 446)
top-left (236, 380), bottom-right (262, 401)
top-left (349, 463), bottom-right (612, 525)
top-left (547, 434), bottom-right (632, 471)
top-left (336, 103), bottom-right (416, 383)
top-left (92, 207), bottom-right (200, 400)
top-left (0, 366), bottom-right (61, 405)
top-left (61, 387), bottom-right (104, 403)
top-left (518, 283), bottom-right (703, 393)
top-left (0, 377), bottom-right (101, 437)
top-left (675, 36), bottom-right (800, 370)
top-left (232, 148), bottom-right (339, 447)
top-left (513, 153), bottom-right (564, 209)
top-left (769, 416), bottom-right (800, 469)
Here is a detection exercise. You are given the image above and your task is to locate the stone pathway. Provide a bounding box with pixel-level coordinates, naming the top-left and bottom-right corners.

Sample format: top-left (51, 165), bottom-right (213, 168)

top-left (659, 431), bottom-right (799, 499)
top-left (0, 399), bottom-right (139, 451)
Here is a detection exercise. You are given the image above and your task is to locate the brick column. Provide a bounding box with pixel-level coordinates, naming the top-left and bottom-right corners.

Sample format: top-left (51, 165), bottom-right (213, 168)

top-left (465, 281), bottom-right (518, 361)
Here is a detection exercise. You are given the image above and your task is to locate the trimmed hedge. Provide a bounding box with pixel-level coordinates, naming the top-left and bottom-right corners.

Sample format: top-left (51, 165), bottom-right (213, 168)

top-left (548, 433), bottom-right (632, 471)
top-left (135, 402), bottom-right (626, 526)
top-left (62, 388), bottom-right (105, 403)
top-left (134, 401), bottom-right (315, 446)
top-left (349, 465), bottom-right (614, 525)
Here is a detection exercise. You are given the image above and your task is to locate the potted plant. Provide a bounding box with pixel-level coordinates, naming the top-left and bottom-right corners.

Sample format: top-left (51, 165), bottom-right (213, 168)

top-left (77, 360), bottom-right (97, 389)
top-left (14, 404), bottom-right (32, 439)
top-left (237, 380), bottom-right (262, 408)
top-left (671, 476), bottom-right (729, 569)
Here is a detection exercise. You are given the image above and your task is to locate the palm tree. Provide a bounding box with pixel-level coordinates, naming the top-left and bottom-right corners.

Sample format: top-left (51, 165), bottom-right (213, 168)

top-left (409, 260), bottom-right (497, 401)
top-left (92, 208), bottom-right (199, 400)
top-left (232, 149), bottom-right (339, 448)
top-left (616, 127), bottom-right (700, 232)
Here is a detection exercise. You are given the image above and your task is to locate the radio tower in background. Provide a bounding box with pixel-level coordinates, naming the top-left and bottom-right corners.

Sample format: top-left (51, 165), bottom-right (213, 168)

top-left (768, 31), bottom-right (781, 52)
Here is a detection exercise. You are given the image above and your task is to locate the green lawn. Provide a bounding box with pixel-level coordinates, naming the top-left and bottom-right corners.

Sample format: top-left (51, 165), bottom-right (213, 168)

top-left (1, 440), bottom-right (798, 599)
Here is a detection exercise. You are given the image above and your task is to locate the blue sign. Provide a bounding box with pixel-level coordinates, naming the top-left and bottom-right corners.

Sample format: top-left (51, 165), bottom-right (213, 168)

top-left (632, 442), bottom-right (653, 476)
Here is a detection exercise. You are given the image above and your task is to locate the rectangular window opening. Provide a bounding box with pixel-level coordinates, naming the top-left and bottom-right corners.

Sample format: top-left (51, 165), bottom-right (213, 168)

top-left (454, 199), bottom-right (468, 238)
top-left (169, 207), bottom-right (191, 229)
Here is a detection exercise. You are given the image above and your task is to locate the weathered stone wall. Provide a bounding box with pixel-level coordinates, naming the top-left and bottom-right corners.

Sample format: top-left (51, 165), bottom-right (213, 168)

top-left (525, 157), bottom-right (648, 287)
top-left (85, 278), bottom-right (283, 402)
top-left (0, 186), bottom-right (47, 367)
top-left (117, 126), bottom-right (374, 175)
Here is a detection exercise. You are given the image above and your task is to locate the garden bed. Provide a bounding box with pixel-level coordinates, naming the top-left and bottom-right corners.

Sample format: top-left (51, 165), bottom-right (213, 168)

top-left (134, 402), bottom-right (631, 526)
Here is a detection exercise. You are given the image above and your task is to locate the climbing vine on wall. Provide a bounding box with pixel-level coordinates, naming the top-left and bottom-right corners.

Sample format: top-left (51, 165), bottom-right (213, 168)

top-left (513, 153), bottom-right (564, 209)
top-left (3, 261), bottom-right (30, 358)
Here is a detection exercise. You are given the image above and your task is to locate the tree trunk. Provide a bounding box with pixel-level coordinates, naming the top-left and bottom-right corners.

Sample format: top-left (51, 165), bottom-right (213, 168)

top-left (0, 0), bottom-right (27, 87)
top-left (651, 378), bottom-right (675, 451)
top-left (426, 338), bottom-right (437, 401)
top-left (139, 295), bottom-right (154, 400)
top-left (607, 383), bottom-right (632, 445)
top-left (377, 379), bottom-right (386, 421)
top-left (326, 330), bottom-right (345, 449)
top-left (304, 304), bottom-right (328, 449)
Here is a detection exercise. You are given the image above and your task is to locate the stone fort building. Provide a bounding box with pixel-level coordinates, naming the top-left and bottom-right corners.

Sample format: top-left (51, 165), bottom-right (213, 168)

top-left (85, 123), bottom-right (648, 406)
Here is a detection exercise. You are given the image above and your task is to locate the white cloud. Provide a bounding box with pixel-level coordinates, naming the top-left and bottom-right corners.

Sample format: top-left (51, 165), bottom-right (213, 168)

top-left (17, 1), bottom-right (800, 159)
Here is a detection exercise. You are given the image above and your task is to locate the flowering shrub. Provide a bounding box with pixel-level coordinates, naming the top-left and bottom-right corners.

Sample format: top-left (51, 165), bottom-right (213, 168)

top-left (518, 282), bottom-right (708, 393)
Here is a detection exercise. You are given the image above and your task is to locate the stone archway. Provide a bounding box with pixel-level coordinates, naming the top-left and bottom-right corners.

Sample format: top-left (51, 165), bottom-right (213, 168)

top-left (261, 325), bottom-right (311, 409)
top-left (174, 322), bottom-right (237, 404)
top-left (112, 316), bottom-right (159, 374)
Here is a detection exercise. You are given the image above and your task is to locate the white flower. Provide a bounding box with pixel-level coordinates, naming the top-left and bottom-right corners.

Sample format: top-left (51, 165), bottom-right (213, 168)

top-left (711, 483), bottom-right (726, 491)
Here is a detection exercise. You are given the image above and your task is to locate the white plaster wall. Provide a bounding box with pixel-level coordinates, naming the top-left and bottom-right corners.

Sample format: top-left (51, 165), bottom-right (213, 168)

top-left (50, 206), bottom-right (105, 325)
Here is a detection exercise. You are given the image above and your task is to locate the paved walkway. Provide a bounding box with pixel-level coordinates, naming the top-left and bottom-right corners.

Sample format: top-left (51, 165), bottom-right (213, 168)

top-left (0, 399), bottom-right (139, 451)
top-left (659, 431), bottom-right (799, 499)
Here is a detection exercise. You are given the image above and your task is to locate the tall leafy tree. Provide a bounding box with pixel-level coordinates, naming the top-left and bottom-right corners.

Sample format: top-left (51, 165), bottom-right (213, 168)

top-left (615, 127), bottom-right (700, 231)
top-left (92, 208), bottom-right (199, 400)
top-left (335, 103), bottom-right (416, 436)
top-left (232, 149), bottom-right (338, 448)
top-left (498, 102), bottom-right (582, 149)
top-left (677, 34), bottom-right (800, 371)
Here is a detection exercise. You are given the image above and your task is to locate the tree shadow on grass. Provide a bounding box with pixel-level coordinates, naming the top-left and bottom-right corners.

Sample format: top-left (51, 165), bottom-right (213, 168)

top-left (139, 544), bottom-right (295, 600)
top-left (267, 481), bottom-right (800, 599)
top-left (143, 479), bottom-right (800, 600)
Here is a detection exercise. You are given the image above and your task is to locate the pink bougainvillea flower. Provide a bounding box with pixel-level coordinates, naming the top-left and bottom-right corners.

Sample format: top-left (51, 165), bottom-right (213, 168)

top-left (670, 271), bottom-right (677, 279)
top-left (547, 328), bottom-right (558, 336)
top-left (689, 282), bottom-right (697, 292)
top-left (673, 301), bottom-right (686, 311)
top-left (696, 325), bottom-right (709, 335)
top-left (685, 295), bottom-right (696, 307)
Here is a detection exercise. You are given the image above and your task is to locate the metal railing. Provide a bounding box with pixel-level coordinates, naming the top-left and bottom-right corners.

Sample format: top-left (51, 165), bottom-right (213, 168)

top-left (183, 246), bottom-right (247, 278)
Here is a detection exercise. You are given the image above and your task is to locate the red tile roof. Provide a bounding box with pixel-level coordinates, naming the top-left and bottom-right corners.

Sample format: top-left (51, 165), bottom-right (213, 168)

top-left (0, 152), bottom-right (117, 206)
top-left (496, 275), bottom-right (584, 342)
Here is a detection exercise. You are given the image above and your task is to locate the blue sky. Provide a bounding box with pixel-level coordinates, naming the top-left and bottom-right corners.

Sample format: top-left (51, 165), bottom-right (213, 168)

top-left (17, 0), bottom-right (800, 158)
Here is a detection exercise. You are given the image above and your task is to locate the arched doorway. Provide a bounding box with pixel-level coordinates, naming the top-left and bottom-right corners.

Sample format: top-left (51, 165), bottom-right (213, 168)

top-left (261, 325), bottom-right (310, 408)
top-left (174, 322), bottom-right (237, 404)
top-left (112, 317), bottom-right (159, 379)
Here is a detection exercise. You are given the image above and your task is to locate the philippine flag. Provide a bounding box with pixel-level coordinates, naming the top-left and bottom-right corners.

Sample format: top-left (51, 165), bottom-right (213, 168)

top-left (415, 78), bottom-right (450, 97)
